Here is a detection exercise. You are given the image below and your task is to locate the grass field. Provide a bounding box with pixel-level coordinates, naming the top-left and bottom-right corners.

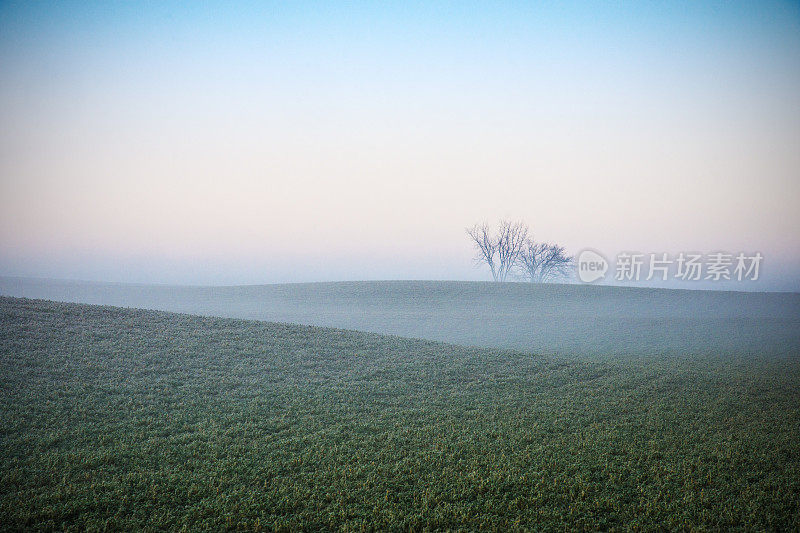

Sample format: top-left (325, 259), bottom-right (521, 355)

top-left (2, 277), bottom-right (799, 357)
top-left (2, 296), bottom-right (799, 530)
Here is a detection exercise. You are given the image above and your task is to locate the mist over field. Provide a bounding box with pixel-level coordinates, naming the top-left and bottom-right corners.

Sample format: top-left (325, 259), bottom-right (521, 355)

top-left (2, 0), bottom-right (800, 530)
top-left (2, 277), bottom-right (799, 358)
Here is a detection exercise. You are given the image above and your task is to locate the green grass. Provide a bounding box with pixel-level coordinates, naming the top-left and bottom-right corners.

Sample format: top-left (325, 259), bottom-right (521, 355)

top-left (1, 296), bottom-right (799, 531)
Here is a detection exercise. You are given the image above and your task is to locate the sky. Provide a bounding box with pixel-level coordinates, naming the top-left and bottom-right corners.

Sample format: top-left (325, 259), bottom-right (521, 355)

top-left (1, 1), bottom-right (799, 289)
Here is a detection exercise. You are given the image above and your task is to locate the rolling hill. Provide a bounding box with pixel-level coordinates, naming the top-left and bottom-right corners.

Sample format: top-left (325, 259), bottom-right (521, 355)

top-left (2, 276), bottom-right (799, 357)
top-left (1, 296), bottom-right (798, 530)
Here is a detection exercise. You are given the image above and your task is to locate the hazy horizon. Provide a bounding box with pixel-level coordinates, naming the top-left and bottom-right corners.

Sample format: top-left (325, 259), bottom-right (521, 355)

top-left (2, 1), bottom-right (799, 290)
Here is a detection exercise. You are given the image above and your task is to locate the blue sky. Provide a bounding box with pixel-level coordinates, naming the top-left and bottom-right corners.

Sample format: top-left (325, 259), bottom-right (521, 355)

top-left (1, 1), bottom-right (799, 289)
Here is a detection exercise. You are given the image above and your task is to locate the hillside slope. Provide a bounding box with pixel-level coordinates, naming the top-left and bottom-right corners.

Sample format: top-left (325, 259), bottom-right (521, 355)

top-left (2, 277), bottom-right (799, 356)
top-left (1, 296), bottom-right (799, 530)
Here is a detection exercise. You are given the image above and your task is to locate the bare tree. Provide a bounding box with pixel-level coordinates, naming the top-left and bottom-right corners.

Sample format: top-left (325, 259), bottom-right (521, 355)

top-left (466, 223), bottom-right (499, 281)
top-left (496, 220), bottom-right (528, 282)
top-left (518, 239), bottom-right (573, 283)
top-left (467, 220), bottom-right (528, 282)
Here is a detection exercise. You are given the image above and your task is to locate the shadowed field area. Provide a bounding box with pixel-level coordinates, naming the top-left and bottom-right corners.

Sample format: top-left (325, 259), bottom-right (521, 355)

top-left (2, 296), bottom-right (799, 530)
top-left (2, 277), bottom-right (799, 357)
